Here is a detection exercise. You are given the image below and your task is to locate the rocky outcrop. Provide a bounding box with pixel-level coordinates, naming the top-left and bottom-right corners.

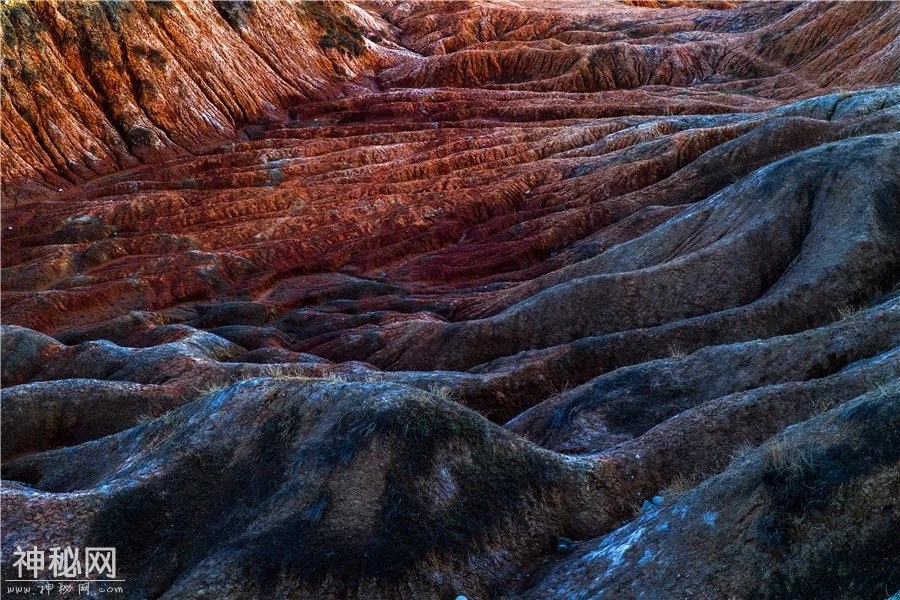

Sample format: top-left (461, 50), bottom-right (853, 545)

top-left (2, 1), bottom-right (899, 598)
top-left (1, 0), bottom-right (393, 205)
top-left (3, 379), bottom-right (601, 599)
top-left (518, 383), bottom-right (900, 599)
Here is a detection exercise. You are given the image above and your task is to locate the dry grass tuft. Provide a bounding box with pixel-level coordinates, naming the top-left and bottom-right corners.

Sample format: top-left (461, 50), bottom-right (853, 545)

top-left (811, 394), bottom-right (842, 414)
top-left (192, 379), bottom-right (237, 397)
top-left (134, 398), bottom-right (166, 425)
top-left (427, 385), bottom-right (456, 402)
top-left (667, 343), bottom-right (687, 359)
top-left (762, 437), bottom-right (811, 481)
top-left (321, 371), bottom-right (348, 383)
top-left (261, 364), bottom-right (313, 380)
top-left (660, 471), bottom-right (703, 502)
top-left (728, 441), bottom-right (757, 468)
top-left (835, 303), bottom-right (866, 321)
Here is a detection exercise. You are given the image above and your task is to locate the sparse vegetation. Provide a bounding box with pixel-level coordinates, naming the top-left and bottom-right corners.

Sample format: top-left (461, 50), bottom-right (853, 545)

top-left (756, 391), bottom-right (900, 554)
top-left (321, 370), bottom-right (348, 383)
top-left (300, 1), bottom-right (365, 57)
top-left (134, 412), bottom-right (157, 425)
top-left (86, 386), bottom-right (568, 593)
top-left (660, 471), bottom-right (702, 502)
top-left (667, 343), bottom-right (686, 358)
top-left (147, 48), bottom-right (167, 69)
top-left (135, 78), bottom-right (157, 103)
top-left (427, 385), bottom-right (456, 402)
top-left (242, 392), bottom-right (566, 583)
top-left (59, 24), bottom-right (78, 45)
top-left (727, 441), bottom-right (756, 467)
top-left (100, 0), bottom-right (135, 31)
top-left (588, 48), bottom-right (607, 70)
top-left (191, 378), bottom-right (238, 398)
top-left (3, 1), bottom-right (900, 597)
top-left (21, 64), bottom-right (38, 85)
top-left (127, 125), bottom-right (154, 149)
top-left (835, 302), bottom-right (866, 321)
top-left (260, 364), bottom-right (312, 380)
top-left (762, 437), bottom-right (811, 481)
top-left (145, 0), bottom-right (176, 20)
top-left (213, 0), bottom-right (254, 30)
top-left (88, 40), bottom-right (111, 61)
top-left (1, 3), bottom-right (43, 48)
top-left (131, 44), bottom-right (168, 69)
top-left (257, 364), bottom-right (354, 383)
top-left (542, 377), bottom-right (573, 397)
top-left (810, 394), bottom-right (842, 414)
top-left (135, 399), bottom-right (166, 425)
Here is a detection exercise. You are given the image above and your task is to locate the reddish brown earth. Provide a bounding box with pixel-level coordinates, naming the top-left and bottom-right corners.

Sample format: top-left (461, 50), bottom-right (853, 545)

top-left (2, 1), bottom-right (899, 599)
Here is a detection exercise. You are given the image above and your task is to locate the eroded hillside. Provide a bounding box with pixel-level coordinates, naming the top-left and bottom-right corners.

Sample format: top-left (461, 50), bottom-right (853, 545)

top-left (2, 1), bottom-right (899, 598)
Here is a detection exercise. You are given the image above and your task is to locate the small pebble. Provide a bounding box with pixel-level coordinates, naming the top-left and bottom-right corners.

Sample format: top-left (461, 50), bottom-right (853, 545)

top-left (556, 536), bottom-right (575, 554)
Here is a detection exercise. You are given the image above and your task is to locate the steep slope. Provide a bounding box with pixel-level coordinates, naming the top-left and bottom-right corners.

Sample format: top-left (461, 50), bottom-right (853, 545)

top-left (1, 0), bottom-right (394, 205)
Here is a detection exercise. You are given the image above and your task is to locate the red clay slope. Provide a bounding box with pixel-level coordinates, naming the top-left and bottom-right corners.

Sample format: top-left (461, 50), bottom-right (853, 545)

top-left (1, 0), bottom-right (396, 204)
top-left (2, 1), bottom-right (898, 336)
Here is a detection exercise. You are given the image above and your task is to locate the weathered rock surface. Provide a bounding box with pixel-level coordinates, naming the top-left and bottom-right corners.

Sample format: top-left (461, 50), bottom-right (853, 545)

top-left (518, 383), bottom-right (900, 599)
top-left (2, 0), bottom-right (899, 598)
